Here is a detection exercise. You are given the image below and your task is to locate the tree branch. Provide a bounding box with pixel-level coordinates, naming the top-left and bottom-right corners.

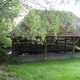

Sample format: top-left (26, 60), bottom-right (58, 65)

top-left (26, 0), bottom-right (48, 9)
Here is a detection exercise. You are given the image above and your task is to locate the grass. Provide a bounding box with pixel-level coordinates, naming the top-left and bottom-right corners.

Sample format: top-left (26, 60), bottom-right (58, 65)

top-left (1, 58), bottom-right (80, 80)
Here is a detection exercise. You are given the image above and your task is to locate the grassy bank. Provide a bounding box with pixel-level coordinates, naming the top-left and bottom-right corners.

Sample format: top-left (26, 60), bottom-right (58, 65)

top-left (1, 58), bottom-right (80, 80)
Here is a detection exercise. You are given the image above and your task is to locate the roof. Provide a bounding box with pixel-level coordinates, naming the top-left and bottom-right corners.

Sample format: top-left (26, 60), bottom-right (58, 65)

top-left (47, 27), bottom-right (80, 37)
top-left (8, 9), bottom-right (80, 39)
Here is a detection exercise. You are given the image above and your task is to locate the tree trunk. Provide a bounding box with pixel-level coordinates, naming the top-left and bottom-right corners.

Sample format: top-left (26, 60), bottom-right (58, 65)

top-left (44, 41), bottom-right (48, 60)
top-left (12, 39), bottom-right (15, 56)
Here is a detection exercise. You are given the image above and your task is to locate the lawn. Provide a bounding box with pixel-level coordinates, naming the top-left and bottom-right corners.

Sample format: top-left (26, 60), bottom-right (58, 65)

top-left (1, 58), bottom-right (80, 80)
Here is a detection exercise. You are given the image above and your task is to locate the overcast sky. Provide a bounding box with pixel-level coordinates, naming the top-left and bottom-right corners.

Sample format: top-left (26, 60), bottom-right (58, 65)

top-left (25, 0), bottom-right (80, 17)
top-left (15, 0), bottom-right (80, 23)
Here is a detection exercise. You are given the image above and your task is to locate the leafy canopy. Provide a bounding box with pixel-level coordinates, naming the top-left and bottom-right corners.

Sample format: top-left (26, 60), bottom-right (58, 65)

top-left (11, 9), bottom-right (77, 44)
top-left (0, 0), bottom-right (21, 48)
top-left (0, 0), bottom-right (80, 47)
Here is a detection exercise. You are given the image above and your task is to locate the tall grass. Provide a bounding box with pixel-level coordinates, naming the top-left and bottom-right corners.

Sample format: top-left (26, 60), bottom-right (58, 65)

top-left (3, 58), bottom-right (80, 80)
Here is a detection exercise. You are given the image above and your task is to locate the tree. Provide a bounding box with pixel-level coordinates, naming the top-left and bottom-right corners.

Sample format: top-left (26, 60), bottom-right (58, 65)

top-left (10, 9), bottom-right (78, 44)
top-left (0, 0), bottom-right (22, 48)
top-left (0, 0), bottom-right (80, 47)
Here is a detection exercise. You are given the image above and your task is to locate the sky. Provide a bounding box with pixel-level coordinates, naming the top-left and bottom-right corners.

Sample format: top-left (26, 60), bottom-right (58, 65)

top-left (25, 0), bottom-right (80, 17)
top-left (15, 0), bottom-right (80, 23)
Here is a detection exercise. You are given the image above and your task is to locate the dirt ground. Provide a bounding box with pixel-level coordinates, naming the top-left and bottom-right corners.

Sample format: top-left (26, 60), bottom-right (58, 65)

top-left (7, 49), bottom-right (80, 62)
top-left (19, 52), bottom-right (80, 62)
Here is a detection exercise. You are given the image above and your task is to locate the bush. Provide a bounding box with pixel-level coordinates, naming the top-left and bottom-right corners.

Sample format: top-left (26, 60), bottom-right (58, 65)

top-left (0, 68), bottom-right (20, 80)
top-left (0, 47), bottom-right (21, 64)
top-left (0, 73), bottom-right (8, 80)
top-left (0, 47), bottom-right (7, 62)
top-left (0, 68), bottom-right (8, 80)
top-left (5, 55), bottom-right (21, 64)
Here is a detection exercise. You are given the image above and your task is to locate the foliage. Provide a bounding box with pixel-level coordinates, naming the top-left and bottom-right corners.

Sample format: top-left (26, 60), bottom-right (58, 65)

top-left (11, 9), bottom-right (77, 44)
top-left (5, 55), bottom-right (21, 64)
top-left (0, 0), bottom-right (22, 48)
top-left (0, 47), bottom-right (21, 63)
top-left (0, 68), bottom-right (20, 80)
top-left (0, 0), bottom-right (80, 45)
top-left (0, 0), bottom-right (22, 63)
top-left (0, 72), bottom-right (8, 80)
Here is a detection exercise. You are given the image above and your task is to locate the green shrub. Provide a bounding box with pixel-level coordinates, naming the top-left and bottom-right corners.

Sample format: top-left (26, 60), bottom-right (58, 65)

top-left (5, 55), bottom-right (21, 64)
top-left (0, 68), bottom-right (8, 80)
top-left (0, 47), bottom-right (21, 64)
top-left (0, 73), bottom-right (8, 80)
top-left (0, 47), bottom-right (7, 62)
top-left (0, 68), bottom-right (20, 80)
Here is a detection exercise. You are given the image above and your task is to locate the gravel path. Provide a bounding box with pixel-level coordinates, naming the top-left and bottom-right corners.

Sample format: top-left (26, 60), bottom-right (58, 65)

top-left (7, 49), bottom-right (80, 62)
top-left (19, 52), bottom-right (80, 62)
